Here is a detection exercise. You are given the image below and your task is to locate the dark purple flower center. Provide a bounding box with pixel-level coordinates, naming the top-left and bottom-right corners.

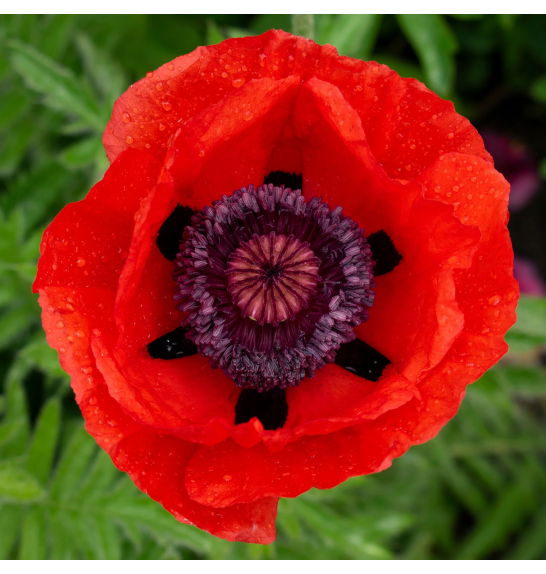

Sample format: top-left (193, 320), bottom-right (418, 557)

top-left (173, 183), bottom-right (375, 392)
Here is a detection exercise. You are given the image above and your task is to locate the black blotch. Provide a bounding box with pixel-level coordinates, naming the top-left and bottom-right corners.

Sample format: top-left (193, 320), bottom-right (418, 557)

top-left (367, 230), bottom-right (402, 277)
top-left (264, 171), bottom-right (303, 191)
top-left (147, 327), bottom-right (198, 360)
top-left (156, 204), bottom-right (197, 261)
top-left (235, 387), bottom-right (288, 430)
top-left (334, 339), bottom-right (391, 382)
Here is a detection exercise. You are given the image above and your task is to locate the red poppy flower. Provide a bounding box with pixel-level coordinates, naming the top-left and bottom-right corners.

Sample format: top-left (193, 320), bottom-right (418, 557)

top-left (33, 30), bottom-right (518, 544)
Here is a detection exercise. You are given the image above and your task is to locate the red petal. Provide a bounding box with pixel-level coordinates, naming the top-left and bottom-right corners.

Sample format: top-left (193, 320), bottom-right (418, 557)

top-left (103, 30), bottom-right (316, 164)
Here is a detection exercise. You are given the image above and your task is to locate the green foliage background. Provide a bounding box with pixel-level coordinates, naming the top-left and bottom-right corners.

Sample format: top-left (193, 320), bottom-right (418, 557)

top-left (1, 14), bottom-right (546, 560)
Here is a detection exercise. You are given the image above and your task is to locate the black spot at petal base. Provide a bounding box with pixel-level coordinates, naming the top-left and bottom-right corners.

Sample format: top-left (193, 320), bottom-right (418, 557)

top-left (235, 387), bottom-right (288, 430)
top-left (156, 204), bottom-right (197, 261)
top-left (334, 338), bottom-right (391, 382)
top-left (367, 230), bottom-right (402, 276)
top-left (147, 327), bottom-right (198, 360)
top-left (264, 171), bottom-right (303, 191)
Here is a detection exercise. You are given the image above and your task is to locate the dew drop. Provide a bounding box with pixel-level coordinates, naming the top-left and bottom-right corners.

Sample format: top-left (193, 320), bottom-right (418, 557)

top-left (161, 101), bottom-right (172, 111)
top-left (232, 78), bottom-right (245, 88)
top-left (155, 82), bottom-right (164, 91)
top-left (146, 72), bottom-right (153, 78)
top-left (453, 186), bottom-right (459, 192)
top-left (56, 321), bottom-right (65, 329)
top-left (126, 135), bottom-right (134, 144)
top-left (168, 63), bottom-right (174, 71)
top-left (122, 112), bottom-right (131, 123)
top-left (221, 72), bottom-right (228, 78)
top-left (75, 330), bottom-right (85, 339)
top-left (448, 132), bottom-right (454, 139)
top-left (89, 397), bottom-right (97, 405)
top-left (92, 329), bottom-right (101, 336)
top-left (159, 123), bottom-right (166, 131)
top-left (488, 295), bottom-right (501, 306)
top-left (59, 347), bottom-right (67, 354)
top-left (198, 150), bottom-right (205, 157)
top-left (145, 143), bottom-right (151, 149)
top-left (223, 475), bottom-right (232, 481)
top-left (52, 263), bottom-right (58, 270)
top-left (76, 258), bottom-right (86, 267)
top-left (355, 85), bottom-right (363, 92)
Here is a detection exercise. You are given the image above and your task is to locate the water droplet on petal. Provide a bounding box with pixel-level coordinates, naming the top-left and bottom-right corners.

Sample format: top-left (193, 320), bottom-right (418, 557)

top-left (232, 78), bottom-right (245, 88)
top-left (488, 295), bottom-right (501, 306)
top-left (59, 347), bottom-right (67, 354)
top-left (126, 135), bottom-right (134, 144)
top-left (198, 150), bottom-right (205, 157)
top-left (221, 72), bottom-right (228, 78)
top-left (122, 112), bottom-right (131, 123)
top-left (155, 82), bottom-right (163, 91)
top-left (159, 123), bottom-right (166, 131)
top-left (77, 258), bottom-right (85, 267)
top-left (56, 321), bottom-right (65, 329)
top-left (161, 101), bottom-right (172, 111)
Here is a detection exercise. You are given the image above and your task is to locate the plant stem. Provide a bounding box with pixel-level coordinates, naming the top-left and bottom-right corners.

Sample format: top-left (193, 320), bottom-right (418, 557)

top-left (292, 14), bottom-right (315, 40)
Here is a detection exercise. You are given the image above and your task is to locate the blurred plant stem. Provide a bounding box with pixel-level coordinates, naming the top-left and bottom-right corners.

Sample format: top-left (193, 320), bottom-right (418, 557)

top-left (292, 14), bottom-right (314, 40)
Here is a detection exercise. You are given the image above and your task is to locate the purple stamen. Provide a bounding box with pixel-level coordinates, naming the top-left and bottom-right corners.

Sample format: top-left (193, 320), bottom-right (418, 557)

top-left (173, 183), bottom-right (375, 392)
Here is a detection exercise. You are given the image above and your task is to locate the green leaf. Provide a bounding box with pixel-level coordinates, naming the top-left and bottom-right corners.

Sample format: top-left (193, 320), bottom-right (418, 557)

top-left (0, 90), bottom-right (31, 129)
top-left (373, 54), bottom-right (425, 83)
top-left (0, 467), bottom-right (45, 502)
top-left (59, 136), bottom-right (103, 169)
top-left (450, 14), bottom-right (484, 21)
top-left (510, 296), bottom-right (546, 340)
top-left (0, 379), bottom-right (29, 459)
top-left (0, 303), bottom-right (38, 351)
top-left (18, 507), bottom-right (46, 559)
top-left (38, 14), bottom-right (76, 59)
top-left (455, 476), bottom-right (536, 559)
top-left (396, 14), bottom-right (458, 97)
top-left (530, 76), bottom-right (546, 103)
top-left (206, 20), bottom-right (225, 46)
top-left (26, 398), bottom-right (61, 484)
top-left (317, 14), bottom-right (382, 59)
top-left (49, 425), bottom-right (96, 501)
top-left (74, 33), bottom-right (126, 107)
top-left (0, 504), bottom-right (24, 558)
top-left (0, 117), bottom-right (34, 177)
top-left (8, 40), bottom-right (105, 131)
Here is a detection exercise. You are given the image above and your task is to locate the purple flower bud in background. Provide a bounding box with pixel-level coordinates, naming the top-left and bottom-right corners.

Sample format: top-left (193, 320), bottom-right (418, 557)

top-left (481, 131), bottom-right (545, 295)
top-left (481, 131), bottom-right (541, 211)
top-left (513, 257), bottom-right (546, 296)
